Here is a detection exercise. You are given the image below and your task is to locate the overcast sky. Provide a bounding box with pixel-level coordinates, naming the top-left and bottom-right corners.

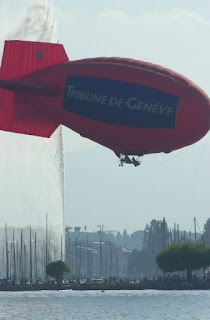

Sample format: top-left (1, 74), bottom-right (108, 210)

top-left (58, 0), bottom-right (210, 233)
top-left (1, 0), bottom-right (210, 234)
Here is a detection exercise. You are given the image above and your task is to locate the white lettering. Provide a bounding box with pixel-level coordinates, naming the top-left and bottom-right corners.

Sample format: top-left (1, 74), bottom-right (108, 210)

top-left (152, 103), bottom-right (161, 113)
top-left (166, 107), bottom-right (174, 116)
top-left (117, 98), bottom-right (124, 107)
top-left (65, 83), bottom-right (175, 116)
top-left (109, 97), bottom-right (118, 106)
top-left (136, 101), bottom-right (144, 111)
top-left (144, 103), bottom-right (153, 112)
top-left (79, 91), bottom-right (87, 100)
top-left (126, 97), bottom-right (138, 109)
top-left (92, 94), bottom-right (101, 103)
top-left (101, 95), bottom-right (108, 104)
top-left (66, 85), bottom-right (75, 97)
top-left (71, 89), bottom-right (77, 99)
top-left (159, 105), bottom-right (168, 114)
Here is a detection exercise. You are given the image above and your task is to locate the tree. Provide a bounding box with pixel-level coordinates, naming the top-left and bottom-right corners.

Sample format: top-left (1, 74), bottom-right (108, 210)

top-left (156, 243), bottom-right (210, 280)
top-left (122, 229), bottom-right (129, 243)
top-left (203, 218), bottom-right (210, 245)
top-left (142, 219), bottom-right (169, 274)
top-left (115, 232), bottom-right (122, 244)
top-left (127, 248), bottom-right (149, 277)
top-left (127, 249), bottom-right (141, 276)
top-left (143, 218), bottom-right (169, 252)
top-left (129, 230), bottom-right (144, 250)
top-left (46, 260), bottom-right (70, 284)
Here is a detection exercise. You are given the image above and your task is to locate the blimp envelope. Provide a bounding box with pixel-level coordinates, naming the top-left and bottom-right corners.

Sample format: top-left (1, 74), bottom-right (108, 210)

top-left (0, 40), bottom-right (209, 161)
top-left (60, 57), bottom-right (210, 156)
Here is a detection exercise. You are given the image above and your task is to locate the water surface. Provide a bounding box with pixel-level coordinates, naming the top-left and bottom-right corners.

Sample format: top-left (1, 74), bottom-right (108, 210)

top-left (0, 290), bottom-right (209, 320)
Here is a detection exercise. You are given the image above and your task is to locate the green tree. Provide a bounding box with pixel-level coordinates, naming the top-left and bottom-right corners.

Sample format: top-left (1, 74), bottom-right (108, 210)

top-left (156, 243), bottom-right (210, 280)
top-left (46, 260), bottom-right (70, 284)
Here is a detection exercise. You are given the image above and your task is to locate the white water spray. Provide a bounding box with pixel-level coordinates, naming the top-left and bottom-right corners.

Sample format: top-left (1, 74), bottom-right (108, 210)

top-left (11, 1), bottom-right (58, 42)
top-left (0, 1), bottom-right (65, 278)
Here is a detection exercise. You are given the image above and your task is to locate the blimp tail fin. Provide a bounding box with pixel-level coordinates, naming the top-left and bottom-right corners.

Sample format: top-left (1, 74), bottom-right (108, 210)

top-left (0, 40), bottom-right (69, 79)
top-left (0, 88), bottom-right (59, 137)
top-left (0, 40), bottom-right (67, 137)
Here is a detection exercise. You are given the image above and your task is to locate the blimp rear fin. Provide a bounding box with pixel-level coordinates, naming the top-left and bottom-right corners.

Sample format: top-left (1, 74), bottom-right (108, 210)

top-left (0, 40), bottom-right (69, 79)
top-left (0, 40), bottom-right (67, 137)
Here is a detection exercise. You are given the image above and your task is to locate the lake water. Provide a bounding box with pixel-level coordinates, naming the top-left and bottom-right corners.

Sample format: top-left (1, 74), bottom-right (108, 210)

top-left (0, 290), bottom-right (210, 320)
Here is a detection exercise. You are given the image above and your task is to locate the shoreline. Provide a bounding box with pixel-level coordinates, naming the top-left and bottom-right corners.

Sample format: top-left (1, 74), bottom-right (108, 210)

top-left (1, 282), bottom-right (210, 291)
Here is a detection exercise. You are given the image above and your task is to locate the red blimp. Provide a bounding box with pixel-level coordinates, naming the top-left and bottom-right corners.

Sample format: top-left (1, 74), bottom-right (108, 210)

top-left (0, 40), bottom-right (209, 166)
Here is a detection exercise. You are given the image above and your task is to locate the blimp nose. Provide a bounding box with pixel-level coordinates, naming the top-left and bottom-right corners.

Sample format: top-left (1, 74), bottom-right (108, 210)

top-left (208, 101), bottom-right (210, 128)
top-left (207, 97), bottom-right (210, 129)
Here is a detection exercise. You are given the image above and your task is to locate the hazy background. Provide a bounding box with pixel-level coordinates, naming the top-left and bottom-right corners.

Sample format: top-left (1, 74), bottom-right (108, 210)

top-left (0, 0), bottom-right (210, 234)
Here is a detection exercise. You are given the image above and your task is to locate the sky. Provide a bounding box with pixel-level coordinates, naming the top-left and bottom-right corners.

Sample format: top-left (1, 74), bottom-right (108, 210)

top-left (1, 0), bottom-right (210, 234)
